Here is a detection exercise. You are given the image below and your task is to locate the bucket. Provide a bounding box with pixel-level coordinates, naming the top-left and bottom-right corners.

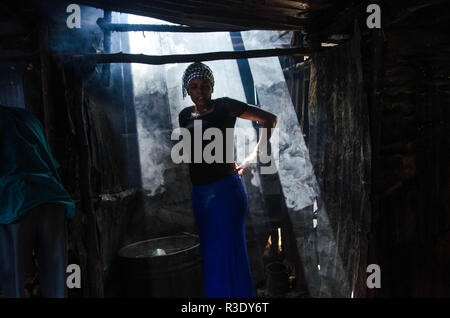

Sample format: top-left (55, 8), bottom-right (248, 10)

top-left (118, 234), bottom-right (204, 297)
top-left (265, 261), bottom-right (290, 295)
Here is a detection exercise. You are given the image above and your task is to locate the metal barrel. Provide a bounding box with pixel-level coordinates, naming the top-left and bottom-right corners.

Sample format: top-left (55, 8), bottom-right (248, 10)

top-left (118, 234), bottom-right (204, 297)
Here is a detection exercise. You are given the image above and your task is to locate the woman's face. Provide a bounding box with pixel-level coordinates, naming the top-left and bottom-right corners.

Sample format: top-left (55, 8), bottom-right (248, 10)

top-left (188, 78), bottom-right (212, 108)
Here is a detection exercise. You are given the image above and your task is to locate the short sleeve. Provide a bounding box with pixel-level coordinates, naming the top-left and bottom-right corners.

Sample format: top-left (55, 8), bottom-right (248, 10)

top-left (221, 97), bottom-right (249, 117)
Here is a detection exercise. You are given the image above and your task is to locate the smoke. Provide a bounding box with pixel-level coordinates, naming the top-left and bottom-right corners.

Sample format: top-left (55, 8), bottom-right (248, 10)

top-left (241, 30), bottom-right (320, 210)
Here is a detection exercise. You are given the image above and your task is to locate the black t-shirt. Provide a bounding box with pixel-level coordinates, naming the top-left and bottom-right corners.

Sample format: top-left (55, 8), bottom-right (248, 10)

top-left (178, 97), bottom-right (249, 185)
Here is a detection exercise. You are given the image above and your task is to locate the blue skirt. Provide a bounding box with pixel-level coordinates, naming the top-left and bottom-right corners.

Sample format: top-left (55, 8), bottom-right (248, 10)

top-left (191, 173), bottom-right (256, 298)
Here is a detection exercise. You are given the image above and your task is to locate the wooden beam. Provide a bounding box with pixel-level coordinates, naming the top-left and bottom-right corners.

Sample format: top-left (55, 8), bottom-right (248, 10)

top-left (178, 0), bottom-right (310, 18)
top-left (96, 18), bottom-right (250, 32)
top-left (59, 47), bottom-right (316, 66)
top-left (175, 0), bottom-right (309, 15)
top-left (263, 0), bottom-right (309, 11)
top-left (282, 60), bottom-right (310, 72)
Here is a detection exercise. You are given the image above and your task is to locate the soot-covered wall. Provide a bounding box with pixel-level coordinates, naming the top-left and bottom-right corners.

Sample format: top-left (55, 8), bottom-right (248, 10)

top-left (307, 25), bottom-right (372, 297)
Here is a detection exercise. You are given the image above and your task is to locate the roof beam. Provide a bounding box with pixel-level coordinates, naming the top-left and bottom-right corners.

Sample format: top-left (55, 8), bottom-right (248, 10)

top-left (58, 47), bottom-right (315, 66)
top-left (96, 18), bottom-right (250, 32)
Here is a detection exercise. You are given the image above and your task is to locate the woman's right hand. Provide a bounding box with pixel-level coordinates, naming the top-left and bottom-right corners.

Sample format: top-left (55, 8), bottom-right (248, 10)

top-left (234, 162), bottom-right (245, 175)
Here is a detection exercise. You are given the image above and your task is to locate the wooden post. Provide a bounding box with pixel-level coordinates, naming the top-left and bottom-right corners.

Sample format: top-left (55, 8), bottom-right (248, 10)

top-left (62, 66), bottom-right (104, 297)
top-left (367, 26), bottom-right (385, 298)
top-left (100, 11), bottom-right (112, 86)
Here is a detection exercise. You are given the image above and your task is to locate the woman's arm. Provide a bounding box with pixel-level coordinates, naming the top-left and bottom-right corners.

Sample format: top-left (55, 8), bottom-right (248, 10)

top-left (240, 105), bottom-right (278, 146)
top-left (235, 105), bottom-right (278, 174)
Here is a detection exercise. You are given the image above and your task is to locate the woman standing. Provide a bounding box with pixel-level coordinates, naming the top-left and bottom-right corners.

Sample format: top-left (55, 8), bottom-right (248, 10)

top-left (178, 62), bottom-right (277, 298)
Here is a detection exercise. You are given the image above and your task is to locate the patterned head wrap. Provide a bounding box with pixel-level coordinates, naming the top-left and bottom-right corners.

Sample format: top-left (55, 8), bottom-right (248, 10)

top-left (182, 62), bottom-right (215, 99)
